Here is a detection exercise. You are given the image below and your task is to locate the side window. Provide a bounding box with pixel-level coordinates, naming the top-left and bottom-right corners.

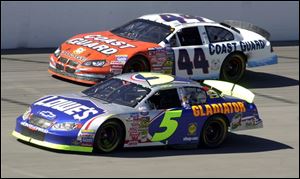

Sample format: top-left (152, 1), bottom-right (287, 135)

top-left (148, 88), bottom-right (181, 110)
top-left (177, 27), bottom-right (202, 46)
top-left (169, 35), bottom-right (178, 47)
top-left (205, 26), bottom-right (234, 43)
top-left (179, 87), bottom-right (207, 107)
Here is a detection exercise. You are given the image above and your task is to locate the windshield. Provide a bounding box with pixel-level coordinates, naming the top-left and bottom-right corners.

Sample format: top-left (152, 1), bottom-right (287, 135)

top-left (111, 19), bottom-right (172, 44)
top-left (82, 78), bottom-right (151, 107)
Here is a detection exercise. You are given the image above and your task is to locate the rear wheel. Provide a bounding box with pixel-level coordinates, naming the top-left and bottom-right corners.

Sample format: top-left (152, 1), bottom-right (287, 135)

top-left (93, 120), bottom-right (124, 153)
top-left (122, 56), bottom-right (150, 73)
top-left (220, 53), bottom-right (246, 83)
top-left (200, 116), bottom-right (228, 148)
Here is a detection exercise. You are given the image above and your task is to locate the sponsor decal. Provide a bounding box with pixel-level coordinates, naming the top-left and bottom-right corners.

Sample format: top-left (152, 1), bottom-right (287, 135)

top-left (129, 127), bottom-right (138, 133)
top-left (187, 123), bottom-right (197, 136)
top-left (183, 136), bottom-right (198, 141)
top-left (81, 129), bottom-right (95, 133)
top-left (110, 61), bottom-right (124, 65)
top-left (77, 132), bottom-right (95, 146)
top-left (20, 121), bottom-right (49, 133)
top-left (115, 55), bottom-right (128, 64)
top-left (73, 47), bottom-right (86, 55)
top-left (110, 68), bottom-right (123, 74)
top-left (34, 96), bottom-right (100, 120)
top-left (67, 34), bottom-right (135, 55)
top-left (110, 59), bottom-right (124, 74)
top-left (139, 117), bottom-right (150, 128)
top-left (210, 59), bottom-right (221, 71)
top-left (231, 115), bottom-right (262, 130)
top-left (231, 113), bottom-right (242, 129)
top-left (61, 51), bottom-right (88, 61)
top-left (130, 132), bottom-right (139, 141)
top-left (39, 111), bottom-right (56, 120)
top-left (140, 111), bottom-right (149, 116)
top-left (209, 40), bottom-right (266, 55)
top-left (192, 102), bottom-right (246, 117)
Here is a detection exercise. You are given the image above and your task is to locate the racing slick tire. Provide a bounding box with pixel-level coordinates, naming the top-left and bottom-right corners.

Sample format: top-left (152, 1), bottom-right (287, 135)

top-left (93, 119), bottom-right (125, 153)
top-left (220, 53), bottom-right (246, 83)
top-left (122, 56), bottom-right (150, 73)
top-left (199, 115), bottom-right (228, 148)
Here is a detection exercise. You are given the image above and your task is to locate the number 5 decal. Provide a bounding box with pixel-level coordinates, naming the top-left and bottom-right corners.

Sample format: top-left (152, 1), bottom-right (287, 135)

top-left (151, 110), bottom-right (182, 142)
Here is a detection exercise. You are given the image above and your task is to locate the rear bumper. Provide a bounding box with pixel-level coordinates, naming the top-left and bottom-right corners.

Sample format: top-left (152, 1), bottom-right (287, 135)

top-left (247, 54), bottom-right (278, 67)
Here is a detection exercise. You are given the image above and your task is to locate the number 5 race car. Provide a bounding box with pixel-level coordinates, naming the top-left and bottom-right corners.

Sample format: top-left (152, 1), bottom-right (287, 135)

top-left (13, 72), bottom-right (263, 153)
top-left (48, 13), bottom-right (277, 84)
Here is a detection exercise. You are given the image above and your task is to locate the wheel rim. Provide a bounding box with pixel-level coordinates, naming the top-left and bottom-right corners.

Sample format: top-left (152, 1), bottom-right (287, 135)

top-left (204, 121), bottom-right (224, 145)
top-left (224, 56), bottom-right (243, 78)
top-left (98, 124), bottom-right (119, 152)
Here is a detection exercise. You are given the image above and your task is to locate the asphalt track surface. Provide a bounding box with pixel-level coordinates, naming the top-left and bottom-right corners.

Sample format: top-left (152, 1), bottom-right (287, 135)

top-left (1, 46), bottom-right (299, 177)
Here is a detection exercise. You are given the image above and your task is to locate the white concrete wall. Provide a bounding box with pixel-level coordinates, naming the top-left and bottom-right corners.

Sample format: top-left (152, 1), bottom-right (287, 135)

top-left (1, 1), bottom-right (299, 49)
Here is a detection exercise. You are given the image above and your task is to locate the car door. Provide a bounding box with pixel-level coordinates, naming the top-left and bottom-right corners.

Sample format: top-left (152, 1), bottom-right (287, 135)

top-left (144, 87), bottom-right (206, 145)
top-left (169, 26), bottom-right (212, 80)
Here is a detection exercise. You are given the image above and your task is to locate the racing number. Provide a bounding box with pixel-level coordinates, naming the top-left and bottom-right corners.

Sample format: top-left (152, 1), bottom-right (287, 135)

top-left (160, 14), bottom-right (204, 23)
top-left (151, 110), bottom-right (183, 142)
top-left (178, 48), bottom-right (209, 75)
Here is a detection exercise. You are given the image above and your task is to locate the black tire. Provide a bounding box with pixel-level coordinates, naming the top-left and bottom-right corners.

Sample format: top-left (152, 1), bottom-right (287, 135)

top-left (93, 120), bottom-right (125, 153)
top-left (122, 56), bottom-right (150, 73)
top-left (220, 53), bottom-right (246, 83)
top-left (200, 116), bottom-right (228, 148)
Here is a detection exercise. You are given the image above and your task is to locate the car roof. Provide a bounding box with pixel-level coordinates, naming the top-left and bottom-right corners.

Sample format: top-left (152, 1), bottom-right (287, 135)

top-left (114, 72), bottom-right (200, 89)
top-left (138, 13), bottom-right (217, 28)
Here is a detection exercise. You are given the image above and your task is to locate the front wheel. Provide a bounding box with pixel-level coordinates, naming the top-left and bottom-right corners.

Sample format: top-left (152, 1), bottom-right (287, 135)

top-left (93, 120), bottom-right (125, 153)
top-left (200, 116), bottom-right (228, 148)
top-left (122, 56), bottom-right (150, 73)
top-left (220, 53), bottom-right (246, 83)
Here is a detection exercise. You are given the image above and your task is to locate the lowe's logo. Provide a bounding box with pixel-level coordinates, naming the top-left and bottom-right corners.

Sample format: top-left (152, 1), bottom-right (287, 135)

top-left (34, 96), bottom-right (99, 120)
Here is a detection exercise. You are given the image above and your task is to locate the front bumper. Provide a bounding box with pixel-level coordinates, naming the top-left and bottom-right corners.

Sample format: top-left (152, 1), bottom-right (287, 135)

top-left (49, 54), bottom-right (115, 84)
top-left (12, 131), bottom-right (93, 152)
top-left (12, 116), bottom-right (93, 152)
top-left (48, 66), bottom-right (112, 85)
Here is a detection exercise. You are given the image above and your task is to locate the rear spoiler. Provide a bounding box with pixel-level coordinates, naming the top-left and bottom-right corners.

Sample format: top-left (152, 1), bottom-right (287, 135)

top-left (221, 20), bottom-right (271, 40)
top-left (203, 80), bottom-right (255, 103)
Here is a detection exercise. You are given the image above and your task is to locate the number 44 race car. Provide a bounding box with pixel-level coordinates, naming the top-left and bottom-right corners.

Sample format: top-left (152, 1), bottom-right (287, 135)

top-left (48, 13), bottom-right (277, 84)
top-left (13, 72), bottom-right (263, 153)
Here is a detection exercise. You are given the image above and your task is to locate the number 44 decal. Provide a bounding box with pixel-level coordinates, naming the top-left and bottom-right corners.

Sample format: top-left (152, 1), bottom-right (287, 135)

top-left (178, 48), bottom-right (209, 75)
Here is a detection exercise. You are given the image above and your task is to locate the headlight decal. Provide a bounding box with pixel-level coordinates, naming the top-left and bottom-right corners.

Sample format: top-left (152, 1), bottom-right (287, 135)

top-left (54, 47), bottom-right (61, 57)
top-left (22, 107), bottom-right (32, 120)
top-left (51, 122), bottom-right (81, 131)
top-left (82, 60), bottom-right (106, 67)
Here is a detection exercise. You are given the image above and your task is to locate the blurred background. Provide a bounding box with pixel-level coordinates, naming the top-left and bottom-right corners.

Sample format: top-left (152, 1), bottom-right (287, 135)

top-left (1, 1), bottom-right (299, 49)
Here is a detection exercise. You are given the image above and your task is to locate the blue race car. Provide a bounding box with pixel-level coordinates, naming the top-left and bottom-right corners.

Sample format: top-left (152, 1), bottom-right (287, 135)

top-left (12, 72), bottom-right (262, 153)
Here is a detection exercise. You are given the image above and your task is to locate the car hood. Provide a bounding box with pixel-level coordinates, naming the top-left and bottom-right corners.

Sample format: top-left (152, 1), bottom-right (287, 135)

top-left (29, 93), bottom-right (135, 124)
top-left (60, 31), bottom-right (160, 63)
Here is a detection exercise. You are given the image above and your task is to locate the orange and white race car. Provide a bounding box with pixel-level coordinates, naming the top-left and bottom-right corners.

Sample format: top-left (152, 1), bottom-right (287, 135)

top-left (49, 13), bottom-right (277, 84)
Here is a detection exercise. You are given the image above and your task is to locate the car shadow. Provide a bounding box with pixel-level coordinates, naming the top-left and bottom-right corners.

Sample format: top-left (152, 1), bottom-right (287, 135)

top-left (239, 70), bottom-right (299, 89)
top-left (17, 133), bottom-right (293, 158)
top-left (51, 70), bottom-right (299, 89)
